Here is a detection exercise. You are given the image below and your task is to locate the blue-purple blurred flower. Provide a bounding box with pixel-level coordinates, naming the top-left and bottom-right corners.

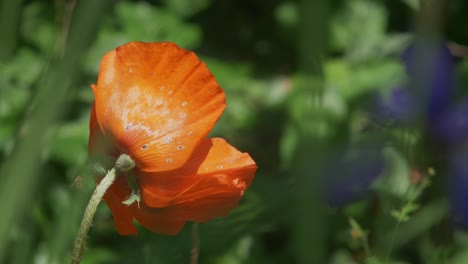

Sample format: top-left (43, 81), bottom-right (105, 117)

top-left (372, 41), bottom-right (454, 125)
top-left (449, 148), bottom-right (468, 229)
top-left (372, 86), bottom-right (414, 125)
top-left (325, 146), bottom-right (385, 207)
top-left (432, 100), bottom-right (468, 145)
top-left (372, 40), bottom-right (468, 229)
top-left (328, 42), bottom-right (455, 208)
top-left (371, 41), bottom-right (468, 146)
top-left (402, 41), bottom-right (454, 121)
top-left (330, 40), bottom-right (468, 228)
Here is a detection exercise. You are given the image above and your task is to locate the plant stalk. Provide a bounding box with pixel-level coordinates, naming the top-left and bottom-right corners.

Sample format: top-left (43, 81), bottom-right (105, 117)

top-left (71, 167), bottom-right (117, 264)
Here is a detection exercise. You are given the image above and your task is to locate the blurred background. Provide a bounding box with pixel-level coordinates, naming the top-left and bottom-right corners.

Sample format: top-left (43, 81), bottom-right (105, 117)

top-left (1, 0), bottom-right (468, 263)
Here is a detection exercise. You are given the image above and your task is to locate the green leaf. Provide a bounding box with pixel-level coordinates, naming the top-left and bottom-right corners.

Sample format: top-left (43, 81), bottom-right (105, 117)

top-left (85, 2), bottom-right (203, 73)
top-left (279, 123), bottom-right (298, 169)
top-left (1, 48), bottom-right (43, 88)
top-left (325, 59), bottom-right (404, 100)
top-left (331, 0), bottom-right (386, 59)
top-left (329, 250), bottom-right (358, 264)
top-left (401, 0), bottom-right (419, 10)
top-left (349, 218), bottom-right (368, 238)
top-left (48, 114), bottom-right (90, 166)
top-left (21, 2), bottom-right (58, 53)
top-left (81, 248), bottom-right (117, 264)
top-left (116, 2), bottom-right (201, 47)
top-left (372, 146), bottom-right (411, 200)
top-left (162, 0), bottom-right (211, 17)
top-left (275, 2), bottom-right (299, 27)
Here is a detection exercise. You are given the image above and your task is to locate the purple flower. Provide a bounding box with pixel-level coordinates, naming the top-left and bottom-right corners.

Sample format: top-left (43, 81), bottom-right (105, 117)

top-left (341, 40), bottom-right (466, 216)
top-left (432, 100), bottom-right (468, 145)
top-left (370, 40), bottom-right (468, 230)
top-left (373, 41), bottom-right (454, 125)
top-left (371, 86), bottom-right (414, 125)
top-left (401, 41), bottom-right (468, 229)
top-left (449, 148), bottom-right (468, 229)
top-left (402, 41), bottom-right (454, 121)
top-left (325, 146), bottom-right (385, 207)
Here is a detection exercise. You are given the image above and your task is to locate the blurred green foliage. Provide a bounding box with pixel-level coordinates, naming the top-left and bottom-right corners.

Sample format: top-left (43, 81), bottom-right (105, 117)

top-left (1, 0), bottom-right (468, 263)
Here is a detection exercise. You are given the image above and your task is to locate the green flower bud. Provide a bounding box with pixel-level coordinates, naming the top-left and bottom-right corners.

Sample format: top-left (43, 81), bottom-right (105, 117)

top-left (115, 154), bottom-right (135, 172)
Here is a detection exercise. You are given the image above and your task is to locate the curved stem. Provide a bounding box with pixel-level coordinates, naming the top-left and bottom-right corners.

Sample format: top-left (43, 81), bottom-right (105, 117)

top-left (71, 167), bottom-right (117, 264)
top-left (190, 223), bottom-right (200, 264)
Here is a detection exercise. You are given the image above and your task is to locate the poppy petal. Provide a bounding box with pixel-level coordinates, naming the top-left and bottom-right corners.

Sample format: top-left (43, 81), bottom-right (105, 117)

top-left (172, 175), bottom-right (252, 222)
top-left (88, 102), bottom-right (117, 168)
top-left (93, 42), bottom-right (226, 172)
top-left (99, 176), bottom-right (138, 235)
top-left (100, 173), bottom-right (186, 235)
top-left (133, 205), bottom-right (186, 235)
top-left (139, 138), bottom-right (257, 216)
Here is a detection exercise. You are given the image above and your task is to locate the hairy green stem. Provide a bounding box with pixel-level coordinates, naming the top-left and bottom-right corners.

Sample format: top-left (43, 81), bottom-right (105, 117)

top-left (71, 167), bottom-right (117, 264)
top-left (71, 154), bottom-right (134, 263)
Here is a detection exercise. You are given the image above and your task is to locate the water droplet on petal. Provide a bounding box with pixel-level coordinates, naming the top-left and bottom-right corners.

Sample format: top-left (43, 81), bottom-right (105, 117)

top-left (166, 158), bottom-right (173, 163)
top-left (177, 145), bottom-right (184, 150)
top-left (165, 137), bottom-right (173, 143)
top-left (217, 165), bottom-right (223, 169)
top-left (141, 144), bottom-right (149, 150)
top-left (182, 102), bottom-right (187, 106)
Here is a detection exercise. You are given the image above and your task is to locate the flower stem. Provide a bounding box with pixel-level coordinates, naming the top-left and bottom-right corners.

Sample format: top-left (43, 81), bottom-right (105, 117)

top-left (190, 223), bottom-right (200, 264)
top-left (71, 167), bottom-right (117, 264)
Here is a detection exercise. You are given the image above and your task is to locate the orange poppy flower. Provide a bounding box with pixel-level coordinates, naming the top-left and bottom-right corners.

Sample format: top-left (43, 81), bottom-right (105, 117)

top-left (88, 42), bottom-right (257, 235)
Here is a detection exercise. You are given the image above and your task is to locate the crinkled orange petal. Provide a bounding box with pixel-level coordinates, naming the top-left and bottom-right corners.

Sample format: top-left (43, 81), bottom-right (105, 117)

top-left (94, 137), bottom-right (256, 235)
top-left (170, 175), bottom-right (251, 222)
top-left (99, 175), bottom-right (138, 235)
top-left (99, 172), bottom-right (186, 235)
top-left (91, 105), bottom-right (137, 234)
top-left (92, 42), bottom-right (226, 172)
top-left (139, 138), bottom-right (257, 222)
top-left (88, 101), bottom-right (115, 161)
top-left (133, 205), bottom-right (186, 235)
